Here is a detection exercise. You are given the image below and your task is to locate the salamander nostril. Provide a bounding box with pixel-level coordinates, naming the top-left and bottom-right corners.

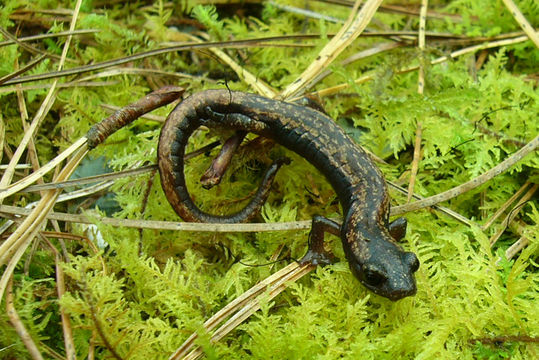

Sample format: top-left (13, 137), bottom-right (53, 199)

top-left (404, 252), bottom-right (420, 272)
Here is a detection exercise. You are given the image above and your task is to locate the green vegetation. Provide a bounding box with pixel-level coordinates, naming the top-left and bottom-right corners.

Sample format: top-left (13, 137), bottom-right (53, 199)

top-left (0, 0), bottom-right (537, 359)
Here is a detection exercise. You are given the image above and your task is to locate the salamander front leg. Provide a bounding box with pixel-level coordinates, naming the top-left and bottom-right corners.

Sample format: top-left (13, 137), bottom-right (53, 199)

top-left (300, 215), bottom-right (341, 266)
top-left (388, 217), bottom-right (407, 241)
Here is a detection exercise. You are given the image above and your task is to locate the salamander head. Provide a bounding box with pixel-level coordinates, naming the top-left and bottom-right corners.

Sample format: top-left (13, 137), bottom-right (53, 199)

top-left (343, 222), bottom-right (419, 301)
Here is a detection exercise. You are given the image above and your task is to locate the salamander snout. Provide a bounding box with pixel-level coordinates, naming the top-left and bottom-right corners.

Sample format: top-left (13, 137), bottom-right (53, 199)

top-left (347, 240), bottom-right (420, 301)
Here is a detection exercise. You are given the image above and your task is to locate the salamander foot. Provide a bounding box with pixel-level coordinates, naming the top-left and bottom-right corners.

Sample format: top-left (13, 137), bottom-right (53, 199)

top-left (299, 248), bottom-right (336, 266)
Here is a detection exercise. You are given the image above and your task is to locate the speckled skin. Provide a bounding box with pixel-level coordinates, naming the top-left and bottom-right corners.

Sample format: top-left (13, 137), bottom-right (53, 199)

top-left (159, 90), bottom-right (419, 301)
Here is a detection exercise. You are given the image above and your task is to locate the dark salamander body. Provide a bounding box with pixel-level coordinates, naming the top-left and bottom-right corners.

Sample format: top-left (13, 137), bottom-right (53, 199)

top-left (159, 90), bottom-right (419, 301)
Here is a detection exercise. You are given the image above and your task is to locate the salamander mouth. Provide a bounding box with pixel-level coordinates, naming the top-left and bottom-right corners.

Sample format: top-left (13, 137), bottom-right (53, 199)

top-left (350, 262), bottom-right (417, 301)
top-left (375, 283), bottom-right (417, 301)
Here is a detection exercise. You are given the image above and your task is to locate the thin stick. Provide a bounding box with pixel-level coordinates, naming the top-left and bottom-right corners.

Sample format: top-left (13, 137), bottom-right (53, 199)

top-left (0, 35), bottom-right (325, 86)
top-left (0, 146), bottom-right (87, 303)
top-left (0, 54), bottom-right (46, 85)
top-left (0, 204), bottom-right (313, 232)
top-left (501, 0), bottom-right (539, 48)
top-left (392, 135), bottom-right (538, 215)
top-left (55, 252), bottom-right (76, 360)
top-left (417, 0), bottom-right (428, 94)
top-left (0, 29), bottom-right (100, 47)
top-left (6, 277), bottom-right (44, 360)
top-left (388, 180), bottom-right (475, 226)
top-left (0, 80), bottom-right (118, 94)
top-left (0, 28), bottom-right (73, 63)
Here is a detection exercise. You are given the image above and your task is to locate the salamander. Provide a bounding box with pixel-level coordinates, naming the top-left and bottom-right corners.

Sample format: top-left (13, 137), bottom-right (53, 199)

top-left (158, 89), bottom-right (419, 301)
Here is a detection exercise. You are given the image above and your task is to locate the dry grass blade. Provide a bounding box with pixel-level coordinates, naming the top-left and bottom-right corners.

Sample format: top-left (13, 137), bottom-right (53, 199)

top-left (505, 235), bottom-right (530, 261)
top-left (184, 33), bottom-right (276, 98)
top-left (169, 263), bottom-right (302, 359)
top-left (489, 183), bottom-right (538, 247)
top-left (309, 34), bottom-right (529, 98)
top-left (0, 0), bottom-right (83, 200)
top-left (481, 181), bottom-right (531, 231)
top-left (393, 135), bottom-right (538, 215)
top-left (175, 262), bottom-right (314, 360)
top-left (501, 0), bottom-right (539, 48)
top-left (0, 137), bottom-right (87, 200)
top-left (0, 145), bottom-right (87, 303)
top-left (280, 0), bottom-right (383, 99)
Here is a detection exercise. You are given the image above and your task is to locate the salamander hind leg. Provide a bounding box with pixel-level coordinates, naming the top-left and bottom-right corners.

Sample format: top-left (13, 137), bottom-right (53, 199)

top-left (300, 215), bottom-right (341, 266)
top-left (200, 131), bottom-right (247, 189)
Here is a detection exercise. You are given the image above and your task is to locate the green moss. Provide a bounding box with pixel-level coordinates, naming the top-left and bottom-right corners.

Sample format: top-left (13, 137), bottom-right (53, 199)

top-left (1, 0), bottom-right (537, 359)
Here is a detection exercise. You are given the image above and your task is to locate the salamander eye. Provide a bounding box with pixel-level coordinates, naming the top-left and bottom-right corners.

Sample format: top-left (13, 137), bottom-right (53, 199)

top-left (363, 268), bottom-right (387, 287)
